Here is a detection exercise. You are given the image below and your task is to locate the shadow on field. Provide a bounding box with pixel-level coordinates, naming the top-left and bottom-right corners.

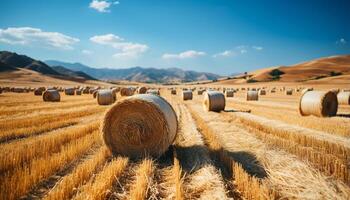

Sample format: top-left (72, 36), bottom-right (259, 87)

top-left (337, 113), bottom-right (350, 118)
top-left (174, 144), bottom-right (268, 179)
top-left (224, 109), bottom-right (251, 113)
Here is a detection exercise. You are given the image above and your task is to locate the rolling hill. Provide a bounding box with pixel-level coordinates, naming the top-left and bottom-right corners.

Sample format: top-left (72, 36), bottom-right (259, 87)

top-left (45, 60), bottom-right (221, 83)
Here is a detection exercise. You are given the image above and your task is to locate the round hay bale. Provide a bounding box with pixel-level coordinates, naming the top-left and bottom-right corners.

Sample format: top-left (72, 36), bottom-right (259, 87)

top-left (76, 89), bottom-right (82, 95)
top-left (43, 90), bottom-right (60, 102)
top-left (102, 94), bottom-right (178, 158)
top-left (93, 90), bottom-right (98, 98)
top-left (65, 88), bottom-right (75, 95)
top-left (120, 87), bottom-right (134, 96)
top-left (171, 89), bottom-right (177, 95)
top-left (203, 91), bottom-right (225, 112)
top-left (146, 89), bottom-right (160, 96)
top-left (111, 88), bottom-right (118, 97)
top-left (286, 89), bottom-right (293, 95)
top-left (337, 92), bottom-right (350, 105)
top-left (34, 88), bottom-right (43, 96)
top-left (246, 91), bottom-right (259, 101)
top-left (137, 86), bottom-right (147, 94)
top-left (83, 87), bottom-right (90, 94)
top-left (259, 90), bottom-right (266, 95)
top-left (97, 89), bottom-right (116, 105)
top-left (298, 91), bottom-right (338, 117)
top-left (197, 90), bottom-right (204, 95)
top-left (225, 90), bottom-right (234, 97)
top-left (182, 90), bottom-right (193, 100)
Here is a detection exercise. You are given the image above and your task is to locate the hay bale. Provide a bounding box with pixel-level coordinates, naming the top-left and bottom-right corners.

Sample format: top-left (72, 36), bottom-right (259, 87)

top-left (298, 91), bottom-right (338, 117)
top-left (171, 89), bottom-right (177, 95)
top-left (197, 90), bottom-right (204, 95)
top-left (43, 90), bottom-right (60, 102)
top-left (225, 90), bottom-right (234, 97)
top-left (146, 89), bottom-right (160, 96)
top-left (182, 90), bottom-right (193, 100)
top-left (203, 91), bottom-right (225, 112)
top-left (83, 87), bottom-right (90, 94)
top-left (34, 88), bottom-right (43, 96)
top-left (97, 89), bottom-right (116, 105)
top-left (246, 91), bottom-right (259, 101)
top-left (65, 88), bottom-right (75, 95)
top-left (93, 90), bottom-right (98, 98)
top-left (76, 89), bottom-right (82, 95)
top-left (337, 92), bottom-right (350, 105)
top-left (286, 89), bottom-right (293, 95)
top-left (259, 90), bottom-right (266, 95)
top-left (102, 94), bottom-right (177, 158)
top-left (13, 87), bottom-right (25, 93)
top-left (120, 87), bottom-right (134, 96)
top-left (137, 86), bottom-right (147, 94)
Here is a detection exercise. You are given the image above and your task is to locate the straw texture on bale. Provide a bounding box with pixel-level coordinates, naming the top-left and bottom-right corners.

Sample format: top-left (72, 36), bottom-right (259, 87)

top-left (225, 90), bottom-right (234, 97)
top-left (102, 94), bottom-right (178, 158)
top-left (43, 90), bottom-right (60, 102)
top-left (97, 89), bottom-right (116, 105)
top-left (259, 90), bottom-right (266, 95)
top-left (246, 91), bottom-right (259, 101)
top-left (146, 89), bottom-right (160, 96)
top-left (286, 89), bottom-right (293, 95)
top-left (65, 88), bottom-right (75, 95)
top-left (120, 87), bottom-right (134, 96)
top-left (298, 91), bottom-right (338, 117)
top-left (203, 91), bottom-right (225, 112)
top-left (171, 89), bottom-right (176, 95)
top-left (182, 90), bottom-right (193, 100)
top-left (337, 92), bottom-right (350, 105)
top-left (137, 86), bottom-right (147, 94)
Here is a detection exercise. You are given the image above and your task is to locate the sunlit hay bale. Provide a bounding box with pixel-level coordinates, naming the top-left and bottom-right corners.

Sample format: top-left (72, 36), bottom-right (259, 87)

top-left (330, 88), bottom-right (340, 95)
top-left (146, 89), bottom-right (160, 96)
top-left (337, 92), bottom-right (350, 105)
top-left (93, 90), bottom-right (98, 98)
top-left (137, 86), bottom-right (147, 94)
top-left (225, 90), bottom-right (234, 97)
top-left (97, 89), bottom-right (116, 105)
top-left (246, 90), bottom-right (259, 101)
top-left (270, 88), bottom-right (276, 93)
top-left (298, 91), bottom-right (338, 117)
top-left (285, 89), bottom-right (293, 95)
top-left (43, 90), bottom-right (60, 102)
top-left (120, 87), bottom-right (134, 96)
top-left (111, 88), bottom-right (118, 97)
top-left (34, 88), bottom-right (43, 96)
top-left (197, 90), bottom-right (204, 95)
top-left (259, 89), bottom-right (266, 95)
top-left (64, 88), bottom-right (75, 95)
top-left (182, 90), bottom-right (193, 100)
top-left (102, 94), bottom-right (178, 158)
top-left (171, 89), bottom-right (177, 95)
top-left (76, 89), bottom-right (82, 95)
top-left (301, 87), bottom-right (313, 94)
top-left (82, 87), bottom-right (90, 94)
top-left (203, 91), bottom-right (225, 112)
top-left (89, 88), bottom-right (95, 94)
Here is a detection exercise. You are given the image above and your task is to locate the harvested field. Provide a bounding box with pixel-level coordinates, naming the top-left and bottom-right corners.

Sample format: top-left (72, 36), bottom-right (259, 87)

top-left (0, 86), bottom-right (350, 200)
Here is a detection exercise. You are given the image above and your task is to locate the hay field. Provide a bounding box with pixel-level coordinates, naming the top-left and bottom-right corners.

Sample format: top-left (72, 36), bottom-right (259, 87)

top-left (0, 86), bottom-right (350, 200)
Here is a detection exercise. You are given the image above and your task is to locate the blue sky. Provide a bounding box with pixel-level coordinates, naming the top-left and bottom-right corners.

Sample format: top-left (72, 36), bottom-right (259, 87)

top-left (0, 0), bottom-right (349, 75)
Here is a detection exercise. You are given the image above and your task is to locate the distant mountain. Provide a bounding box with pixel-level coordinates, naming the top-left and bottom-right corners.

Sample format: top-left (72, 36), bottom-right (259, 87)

top-left (0, 51), bottom-right (60, 75)
top-left (0, 61), bottom-right (17, 72)
top-left (45, 60), bottom-right (221, 83)
top-left (51, 66), bottom-right (96, 80)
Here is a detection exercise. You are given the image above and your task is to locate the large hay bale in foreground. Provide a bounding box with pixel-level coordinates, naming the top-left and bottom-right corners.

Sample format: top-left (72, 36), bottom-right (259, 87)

top-left (65, 88), bottom-right (75, 95)
top-left (43, 90), bottom-right (60, 102)
top-left (203, 91), bottom-right (225, 112)
top-left (97, 89), bottom-right (116, 105)
top-left (337, 92), bottom-right (350, 105)
top-left (246, 91), bottom-right (259, 101)
top-left (182, 90), bottom-right (193, 100)
top-left (225, 90), bottom-right (234, 97)
top-left (102, 94), bottom-right (178, 158)
top-left (137, 86), bottom-right (147, 94)
top-left (299, 91), bottom-right (338, 117)
top-left (120, 87), bottom-right (134, 96)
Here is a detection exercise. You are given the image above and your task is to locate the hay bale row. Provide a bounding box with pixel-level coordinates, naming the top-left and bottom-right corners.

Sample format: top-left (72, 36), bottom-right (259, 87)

top-left (146, 89), bottom-right (160, 96)
top-left (102, 94), bottom-right (177, 158)
top-left (76, 89), bottom-right (82, 95)
top-left (299, 91), bottom-right (338, 117)
top-left (225, 90), bottom-right (234, 97)
top-left (337, 92), bottom-right (350, 105)
top-left (120, 87), bottom-right (134, 96)
top-left (203, 91), bottom-right (225, 112)
top-left (43, 90), bottom-right (60, 102)
top-left (246, 91), bottom-right (258, 101)
top-left (137, 86), bottom-right (147, 94)
top-left (171, 89), bottom-right (177, 95)
top-left (286, 89), bottom-right (293, 95)
top-left (97, 89), bottom-right (116, 105)
top-left (259, 90), bottom-right (266, 95)
top-left (65, 88), bottom-right (75, 95)
top-left (182, 90), bottom-right (193, 100)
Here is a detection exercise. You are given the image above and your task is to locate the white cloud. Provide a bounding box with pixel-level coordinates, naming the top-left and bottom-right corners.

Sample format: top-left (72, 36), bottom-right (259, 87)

top-left (336, 38), bottom-right (347, 45)
top-left (82, 50), bottom-right (93, 55)
top-left (252, 46), bottom-right (263, 50)
top-left (213, 50), bottom-right (236, 58)
top-left (90, 34), bottom-right (149, 58)
top-left (89, 0), bottom-right (119, 12)
top-left (0, 27), bottom-right (79, 50)
top-left (162, 50), bottom-right (206, 59)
